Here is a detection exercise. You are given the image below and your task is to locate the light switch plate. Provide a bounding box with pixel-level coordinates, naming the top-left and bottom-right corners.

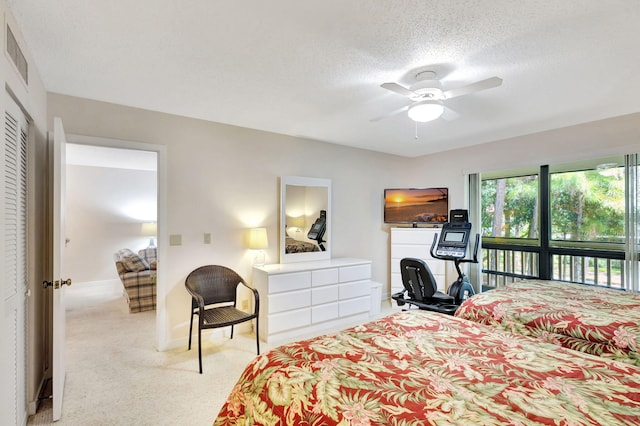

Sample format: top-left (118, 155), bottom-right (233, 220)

top-left (204, 233), bottom-right (211, 244)
top-left (169, 234), bottom-right (182, 246)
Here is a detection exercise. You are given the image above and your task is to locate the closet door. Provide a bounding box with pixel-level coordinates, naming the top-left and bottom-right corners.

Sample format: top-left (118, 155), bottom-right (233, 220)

top-left (1, 95), bottom-right (29, 426)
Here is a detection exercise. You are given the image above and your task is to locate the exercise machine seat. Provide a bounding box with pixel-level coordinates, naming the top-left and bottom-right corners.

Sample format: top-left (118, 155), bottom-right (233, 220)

top-left (393, 258), bottom-right (458, 315)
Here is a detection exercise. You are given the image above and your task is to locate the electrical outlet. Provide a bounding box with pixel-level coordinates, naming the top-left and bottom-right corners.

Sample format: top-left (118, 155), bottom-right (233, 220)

top-left (242, 300), bottom-right (249, 310)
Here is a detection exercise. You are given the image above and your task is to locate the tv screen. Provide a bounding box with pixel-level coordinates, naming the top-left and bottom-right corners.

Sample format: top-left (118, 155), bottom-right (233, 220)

top-left (384, 188), bottom-right (448, 224)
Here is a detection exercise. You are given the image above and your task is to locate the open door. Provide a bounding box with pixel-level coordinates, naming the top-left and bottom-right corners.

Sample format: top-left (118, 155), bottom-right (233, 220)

top-left (46, 117), bottom-right (71, 421)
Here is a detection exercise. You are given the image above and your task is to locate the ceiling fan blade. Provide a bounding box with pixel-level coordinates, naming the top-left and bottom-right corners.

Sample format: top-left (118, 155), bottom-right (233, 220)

top-left (443, 76), bottom-right (503, 99)
top-left (370, 104), bottom-right (410, 122)
top-left (380, 82), bottom-right (415, 97)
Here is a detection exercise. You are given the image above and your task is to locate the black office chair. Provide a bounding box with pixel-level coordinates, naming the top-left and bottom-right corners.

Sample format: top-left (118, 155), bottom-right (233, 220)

top-left (392, 258), bottom-right (458, 315)
top-left (185, 265), bottom-right (260, 374)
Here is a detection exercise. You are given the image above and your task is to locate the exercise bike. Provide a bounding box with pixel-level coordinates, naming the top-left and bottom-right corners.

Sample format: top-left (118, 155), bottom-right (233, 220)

top-left (392, 211), bottom-right (478, 314)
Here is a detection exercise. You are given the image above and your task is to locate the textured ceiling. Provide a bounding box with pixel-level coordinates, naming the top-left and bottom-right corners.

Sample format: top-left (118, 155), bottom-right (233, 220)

top-left (7, 0), bottom-right (640, 157)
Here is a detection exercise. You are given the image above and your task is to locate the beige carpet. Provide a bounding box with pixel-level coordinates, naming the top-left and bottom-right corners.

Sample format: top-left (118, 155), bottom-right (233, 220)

top-left (28, 290), bottom-right (393, 425)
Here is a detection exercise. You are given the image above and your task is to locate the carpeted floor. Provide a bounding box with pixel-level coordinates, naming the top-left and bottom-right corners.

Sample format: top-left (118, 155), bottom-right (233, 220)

top-left (28, 292), bottom-right (279, 425)
top-left (28, 290), bottom-right (393, 425)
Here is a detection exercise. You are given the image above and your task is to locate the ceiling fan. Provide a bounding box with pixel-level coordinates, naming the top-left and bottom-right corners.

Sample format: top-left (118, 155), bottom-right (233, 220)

top-left (373, 71), bottom-right (502, 123)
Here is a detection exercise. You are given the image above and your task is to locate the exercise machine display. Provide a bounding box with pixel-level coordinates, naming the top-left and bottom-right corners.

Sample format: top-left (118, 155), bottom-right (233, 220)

top-left (430, 217), bottom-right (478, 304)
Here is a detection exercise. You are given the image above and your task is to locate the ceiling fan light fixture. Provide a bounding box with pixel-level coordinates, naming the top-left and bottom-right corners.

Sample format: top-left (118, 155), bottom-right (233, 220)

top-left (407, 100), bottom-right (444, 122)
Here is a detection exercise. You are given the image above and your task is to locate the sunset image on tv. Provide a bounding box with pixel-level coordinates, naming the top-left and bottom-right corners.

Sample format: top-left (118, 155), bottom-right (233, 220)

top-left (384, 188), bottom-right (448, 223)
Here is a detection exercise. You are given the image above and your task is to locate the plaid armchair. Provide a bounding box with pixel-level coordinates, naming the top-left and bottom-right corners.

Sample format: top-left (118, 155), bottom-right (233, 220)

top-left (114, 248), bottom-right (157, 313)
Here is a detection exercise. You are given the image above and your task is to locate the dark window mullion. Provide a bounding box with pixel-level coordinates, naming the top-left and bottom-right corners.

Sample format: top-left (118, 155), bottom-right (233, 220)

top-left (539, 165), bottom-right (551, 279)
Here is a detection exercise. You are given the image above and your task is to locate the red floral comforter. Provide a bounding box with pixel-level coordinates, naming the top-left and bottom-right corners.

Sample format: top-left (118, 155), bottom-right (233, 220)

top-left (214, 310), bottom-right (640, 425)
top-left (455, 279), bottom-right (640, 366)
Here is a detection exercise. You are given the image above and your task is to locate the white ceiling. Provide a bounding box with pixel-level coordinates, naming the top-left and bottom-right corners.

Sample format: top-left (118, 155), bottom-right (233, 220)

top-left (7, 1), bottom-right (640, 157)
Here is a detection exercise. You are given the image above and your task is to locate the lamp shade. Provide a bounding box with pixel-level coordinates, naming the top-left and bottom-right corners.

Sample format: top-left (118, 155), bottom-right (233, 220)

top-left (141, 222), bottom-right (157, 236)
top-left (248, 228), bottom-right (268, 250)
top-left (407, 100), bottom-right (444, 123)
top-left (287, 216), bottom-right (305, 229)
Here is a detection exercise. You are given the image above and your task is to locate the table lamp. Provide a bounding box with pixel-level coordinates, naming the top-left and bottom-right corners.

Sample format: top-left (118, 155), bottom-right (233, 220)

top-left (248, 228), bottom-right (268, 266)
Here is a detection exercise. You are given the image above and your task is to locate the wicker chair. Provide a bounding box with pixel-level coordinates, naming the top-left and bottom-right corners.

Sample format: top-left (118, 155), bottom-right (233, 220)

top-left (185, 265), bottom-right (260, 374)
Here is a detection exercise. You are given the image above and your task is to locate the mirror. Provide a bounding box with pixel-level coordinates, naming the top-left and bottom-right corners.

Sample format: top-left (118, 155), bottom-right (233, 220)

top-left (280, 176), bottom-right (331, 263)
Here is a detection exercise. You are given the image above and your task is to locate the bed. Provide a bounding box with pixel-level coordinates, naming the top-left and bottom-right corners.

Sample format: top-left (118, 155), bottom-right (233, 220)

top-left (214, 310), bottom-right (640, 425)
top-left (285, 236), bottom-right (319, 253)
top-left (455, 279), bottom-right (640, 366)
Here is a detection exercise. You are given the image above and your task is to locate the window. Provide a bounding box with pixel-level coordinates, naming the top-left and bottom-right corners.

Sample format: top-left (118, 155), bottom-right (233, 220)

top-left (481, 174), bottom-right (539, 240)
top-left (550, 165), bottom-right (624, 244)
top-left (477, 155), bottom-right (636, 290)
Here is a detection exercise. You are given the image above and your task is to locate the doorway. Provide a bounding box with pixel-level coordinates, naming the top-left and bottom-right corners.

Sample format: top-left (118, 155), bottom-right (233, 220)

top-left (65, 134), bottom-right (167, 350)
top-left (64, 143), bottom-right (158, 308)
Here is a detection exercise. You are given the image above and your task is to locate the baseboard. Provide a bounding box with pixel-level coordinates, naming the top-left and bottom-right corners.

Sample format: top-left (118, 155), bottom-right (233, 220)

top-left (164, 322), bottom-right (253, 351)
top-left (27, 374), bottom-right (49, 415)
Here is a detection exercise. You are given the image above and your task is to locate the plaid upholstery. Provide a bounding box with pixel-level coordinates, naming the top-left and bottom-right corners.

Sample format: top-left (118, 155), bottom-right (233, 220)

top-left (138, 248), bottom-right (157, 262)
top-left (114, 247), bottom-right (157, 313)
top-left (138, 248), bottom-right (157, 270)
top-left (122, 254), bottom-right (149, 272)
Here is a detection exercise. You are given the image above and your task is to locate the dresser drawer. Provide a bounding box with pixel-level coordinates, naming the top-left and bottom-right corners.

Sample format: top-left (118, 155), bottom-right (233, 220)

top-left (391, 229), bottom-right (437, 245)
top-left (269, 272), bottom-right (311, 294)
top-left (339, 280), bottom-right (371, 299)
top-left (339, 264), bottom-right (371, 282)
top-left (312, 302), bottom-right (339, 323)
top-left (269, 289), bottom-right (310, 313)
top-left (312, 268), bottom-right (339, 286)
top-left (312, 284), bottom-right (339, 305)
top-left (391, 244), bottom-right (431, 260)
top-left (269, 308), bottom-right (311, 334)
top-left (339, 296), bottom-right (370, 317)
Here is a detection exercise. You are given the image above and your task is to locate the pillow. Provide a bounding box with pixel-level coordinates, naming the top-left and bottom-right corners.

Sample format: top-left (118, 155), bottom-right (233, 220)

top-left (149, 260), bottom-right (157, 270)
top-left (122, 254), bottom-right (150, 272)
top-left (115, 248), bottom-right (135, 261)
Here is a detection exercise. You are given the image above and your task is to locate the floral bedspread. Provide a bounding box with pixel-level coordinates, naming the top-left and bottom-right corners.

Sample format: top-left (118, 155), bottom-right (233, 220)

top-left (285, 237), bottom-right (319, 253)
top-left (214, 310), bottom-right (640, 425)
top-left (455, 279), bottom-right (640, 366)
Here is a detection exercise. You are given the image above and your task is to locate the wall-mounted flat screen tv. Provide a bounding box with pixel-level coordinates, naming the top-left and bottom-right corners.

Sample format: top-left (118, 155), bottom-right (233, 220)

top-left (384, 188), bottom-right (448, 224)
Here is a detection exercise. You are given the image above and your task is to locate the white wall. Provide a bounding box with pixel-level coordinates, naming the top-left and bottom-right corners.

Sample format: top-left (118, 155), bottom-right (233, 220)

top-left (47, 93), bottom-right (414, 348)
top-left (47, 92), bottom-right (640, 350)
top-left (65, 164), bottom-right (157, 284)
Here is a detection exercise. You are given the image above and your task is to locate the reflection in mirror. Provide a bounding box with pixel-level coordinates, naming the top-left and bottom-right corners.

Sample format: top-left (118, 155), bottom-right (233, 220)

top-left (280, 176), bottom-right (331, 263)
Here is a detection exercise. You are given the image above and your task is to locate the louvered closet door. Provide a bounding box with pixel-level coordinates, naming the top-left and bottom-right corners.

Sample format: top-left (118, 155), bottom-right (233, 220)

top-left (1, 96), bottom-right (29, 426)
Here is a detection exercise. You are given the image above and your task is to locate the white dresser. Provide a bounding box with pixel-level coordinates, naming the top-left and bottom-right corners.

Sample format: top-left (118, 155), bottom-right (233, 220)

top-left (253, 258), bottom-right (372, 343)
top-left (390, 227), bottom-right (447, 295)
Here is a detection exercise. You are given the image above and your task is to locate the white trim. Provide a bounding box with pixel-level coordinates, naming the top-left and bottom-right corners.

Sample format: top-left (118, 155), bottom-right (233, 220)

top-left (625, 154), bottom-right (639, 292)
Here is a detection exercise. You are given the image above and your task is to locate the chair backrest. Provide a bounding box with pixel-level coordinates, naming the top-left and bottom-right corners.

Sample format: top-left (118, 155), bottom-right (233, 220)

top-left (138, 247), bottom-right (157, 263)
top-left (185, 265), bottom-right (245, 308)
top-left (400, 258), bottom-right (438, 301)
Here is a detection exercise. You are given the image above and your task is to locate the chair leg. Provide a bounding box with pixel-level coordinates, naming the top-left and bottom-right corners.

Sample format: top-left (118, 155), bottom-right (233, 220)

top-left (255, 318), bottom-right (260, 355)
top-left (230, 324), bottom-right (234, 339)
top-left (198, 325), bottom-right (203, 374)
top-left (188, 310), bottom-right (194, 350)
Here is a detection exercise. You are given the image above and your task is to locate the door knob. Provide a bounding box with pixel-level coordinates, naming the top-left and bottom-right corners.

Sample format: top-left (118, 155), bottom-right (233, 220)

top-left (42, 279), bottom-right (72, 289)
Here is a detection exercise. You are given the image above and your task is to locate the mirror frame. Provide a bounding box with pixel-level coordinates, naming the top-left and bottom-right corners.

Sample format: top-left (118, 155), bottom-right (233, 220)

top-left (280, 176), bottom-right (331, 263)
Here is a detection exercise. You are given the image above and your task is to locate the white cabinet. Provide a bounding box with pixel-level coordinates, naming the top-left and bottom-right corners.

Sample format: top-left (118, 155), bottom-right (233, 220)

top-left (390, 228), bottom-right (447, 295)
top-left (253, 258), bottom-right (372, 343)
